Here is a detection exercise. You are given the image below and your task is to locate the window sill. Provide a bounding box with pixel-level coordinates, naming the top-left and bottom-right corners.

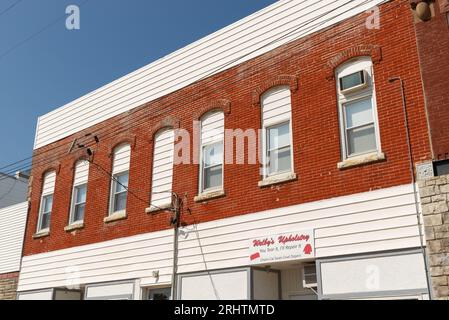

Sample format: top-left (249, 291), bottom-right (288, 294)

top-left (64, 222), bottom-right (84, 232)
top-left (145, 203), bottom-right (172, 214)
top-left (194, 190), bottom-right (226, 203)
top-left (258, 172), bottom-right (297, 188)
top-left (33, 230), bottom-right (50, 239)
top-left (337, 152), bottom-right (386, 170)
top-left (104, 211), bottom-right (127, 223)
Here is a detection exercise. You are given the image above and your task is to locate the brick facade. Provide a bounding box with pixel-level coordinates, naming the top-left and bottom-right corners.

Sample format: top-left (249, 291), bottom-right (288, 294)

top-left (23, 1), bottom-right (432, 257)
top-left (413, 0), bottom-right (449, 159)
top-left (0, 272), bottom-right (19, 300)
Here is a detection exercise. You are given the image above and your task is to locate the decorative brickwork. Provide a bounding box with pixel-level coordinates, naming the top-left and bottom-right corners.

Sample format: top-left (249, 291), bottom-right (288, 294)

top-left (192, 99), bottom-right (231, 120)
top-left (252, 75), bottom-right (298, 107)
top-left (413, 0), bottom-right (449, 159)
top-left (324, 44), bottom-right (382, 80)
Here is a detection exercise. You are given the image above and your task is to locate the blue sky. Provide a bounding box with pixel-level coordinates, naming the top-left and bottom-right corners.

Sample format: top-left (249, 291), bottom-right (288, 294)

top-left (0, 0), bottom-right (275, 170)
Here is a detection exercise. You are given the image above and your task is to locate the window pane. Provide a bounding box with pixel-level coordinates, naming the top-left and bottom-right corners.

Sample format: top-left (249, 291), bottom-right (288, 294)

top-left (148, 288), bottom-right (171, 300)
top-left (268, 146), bottom-right (291, 174)
top-left (74, 203), bottom-right (85, 222)
top-left (115, 173), bottom-right (129, 193)
top-left (268, 123), bottom-right (290, 150)
top-left (43, 195), bottom-right (53, 213)
top-left (41, 212), bottom-right (51, 230)
top-left (114, 192), bottom-right (127, 212)
top-left (345, 98), bottom-right (373, 128)
top-left (203, 142), bottom-right (223, 167)
top-left (75, 185), bottom-right (87, 204)
top-left (204, 165), bottom-right (222, 190)
top-left (347, 124), bottom-right (376, 156)
top-left (340, 71), bottom-right (364, 91)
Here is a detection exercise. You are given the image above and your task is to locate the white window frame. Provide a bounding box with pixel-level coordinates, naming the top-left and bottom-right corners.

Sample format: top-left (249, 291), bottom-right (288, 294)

top-left (109, 170), bottom-right (129, 216)
top-left (260, 85), bottom-right (294, 180)
top-left (198, 112), bottom-right (224, 194)
top-left (264, 120), bottom-right (293, 178)
top-left (336, 57), bottom-right (381, 160)
top-left (69, 183), bottom-right (87, 225)
top-left (37, 194), bottom-right (53, 233)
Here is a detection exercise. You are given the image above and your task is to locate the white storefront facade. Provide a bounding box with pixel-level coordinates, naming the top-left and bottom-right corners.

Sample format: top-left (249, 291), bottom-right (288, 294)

top-left (17, 184), bottom-right (430, 300)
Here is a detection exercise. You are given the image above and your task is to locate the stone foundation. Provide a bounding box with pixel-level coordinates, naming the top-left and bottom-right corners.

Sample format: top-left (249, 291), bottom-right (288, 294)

top-left (418, 175), bottom-right (449, 300)
top-left (0, 272), bottom-right (19, 300)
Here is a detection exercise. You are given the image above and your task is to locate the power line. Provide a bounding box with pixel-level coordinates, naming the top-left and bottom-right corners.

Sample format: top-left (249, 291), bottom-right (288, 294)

top-left (86, 153), bottom-right (169, 212)
top-left (0, 0), bottom-right (22, 17)
top-left (0, 0), bottom-right (388, 181)
top-left (0, 0), bottom-right (399, 181)
top-left (0, 0), bottom-right (342, 175)
top-left (0, 0), bottom-right (354, 173)
top-left (0, 0), bottom-right (90, 61)
top-left (0, 0), bottom-right (393, 182)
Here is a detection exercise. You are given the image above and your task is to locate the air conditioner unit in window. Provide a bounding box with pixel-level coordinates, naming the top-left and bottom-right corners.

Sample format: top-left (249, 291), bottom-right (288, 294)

top-left (302, 263), bottom-right (317, 289)
top-left (339, 70), bottom-right (369, 94)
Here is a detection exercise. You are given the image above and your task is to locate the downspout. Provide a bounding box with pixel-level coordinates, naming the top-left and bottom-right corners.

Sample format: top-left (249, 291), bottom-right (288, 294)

top-left (389, 77), bottom-right (433, 299)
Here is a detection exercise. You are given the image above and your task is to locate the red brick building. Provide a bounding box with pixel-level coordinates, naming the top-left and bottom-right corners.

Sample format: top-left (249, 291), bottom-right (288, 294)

top-left (16, 0), bottom-right (444, 300)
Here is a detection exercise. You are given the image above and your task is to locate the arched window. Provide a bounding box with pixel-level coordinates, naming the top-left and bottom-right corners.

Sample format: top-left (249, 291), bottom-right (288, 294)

top-left (37, 171), bottom-right (56, 232)
top-left (336, 56), bottom-right (381, 160)
top-left (69, 160), bottom-right (89, 225)
top-left (261, 85), bottom-right (293, 178)
top-left (199, 111), bottom-right (224, 193)
top-left (149, 128), bottom-right (175, 211)
top-left (109, 144), bottom-right (131, 216)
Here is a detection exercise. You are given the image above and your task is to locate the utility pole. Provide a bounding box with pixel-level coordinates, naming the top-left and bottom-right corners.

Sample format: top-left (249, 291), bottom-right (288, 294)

top-left (170, 193), bottom-right (181, 300)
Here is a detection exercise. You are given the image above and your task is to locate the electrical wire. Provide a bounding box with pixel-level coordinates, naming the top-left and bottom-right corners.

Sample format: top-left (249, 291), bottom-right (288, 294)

top-left (0, 0), bottom-right (90, 61)
top-left (0, 0), bottom-right (388, 179)
top-left (86, 156), bottom-right (169, 212)
top-left (1, 0), bottom-right (345, 173)
top-left (0, 0), bottom-right (22, 17)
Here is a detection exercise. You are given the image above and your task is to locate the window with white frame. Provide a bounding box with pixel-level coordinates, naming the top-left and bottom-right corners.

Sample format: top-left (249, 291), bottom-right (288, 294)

top-left (150, 128), bottom-right (175, 210)
top-left (69, 160), bottom-right (89, 224)
top-left (37, 171), bottom-right (56, 232)
top-left (261, 86), bottom-right (293, 178)
top-left (199, 111), bottom-right (224, 193)
top-left (109, 144), bottom-right (131, 215)
top-left (336, 57), bottom-right (380, 160)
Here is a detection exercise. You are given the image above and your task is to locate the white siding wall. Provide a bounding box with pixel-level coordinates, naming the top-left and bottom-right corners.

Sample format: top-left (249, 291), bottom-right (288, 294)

top-left (41, 171), bottom-right (56, 196)
top-left (150, 129), bottom-right (175, 209)
top-left (73, 160), bottom-right (89, 186)
top-left (261, 86), bottom-right (292, 127)
top-left (34, 0), bottom-right (386, 150)
top-left (0, 202), bottom-right (28, 274)
top-left (112, 144), bottom-right (131, 174)
top-left (18, 184), bottom-right (422, 292)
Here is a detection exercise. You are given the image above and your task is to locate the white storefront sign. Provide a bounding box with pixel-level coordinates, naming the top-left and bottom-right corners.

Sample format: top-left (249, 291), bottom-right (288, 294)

top-left (248, 230), bottom-right (315, 264)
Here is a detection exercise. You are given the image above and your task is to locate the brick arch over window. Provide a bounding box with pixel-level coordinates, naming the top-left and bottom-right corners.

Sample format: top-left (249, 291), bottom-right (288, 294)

top-left (252, 75), bottom-right (298, 107)
top-left (192, 99), bottom-right (231, 120)
top-left (325, 44), bottom-right (382, 80)
top-left (149, 116), bottom-right (180, 142)
top-left (68, 149), bottom-right (91, 169)
top-left (107, 134), bottom-right (137, 155)
top-left (40, 162), bottom-right (61, 176)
